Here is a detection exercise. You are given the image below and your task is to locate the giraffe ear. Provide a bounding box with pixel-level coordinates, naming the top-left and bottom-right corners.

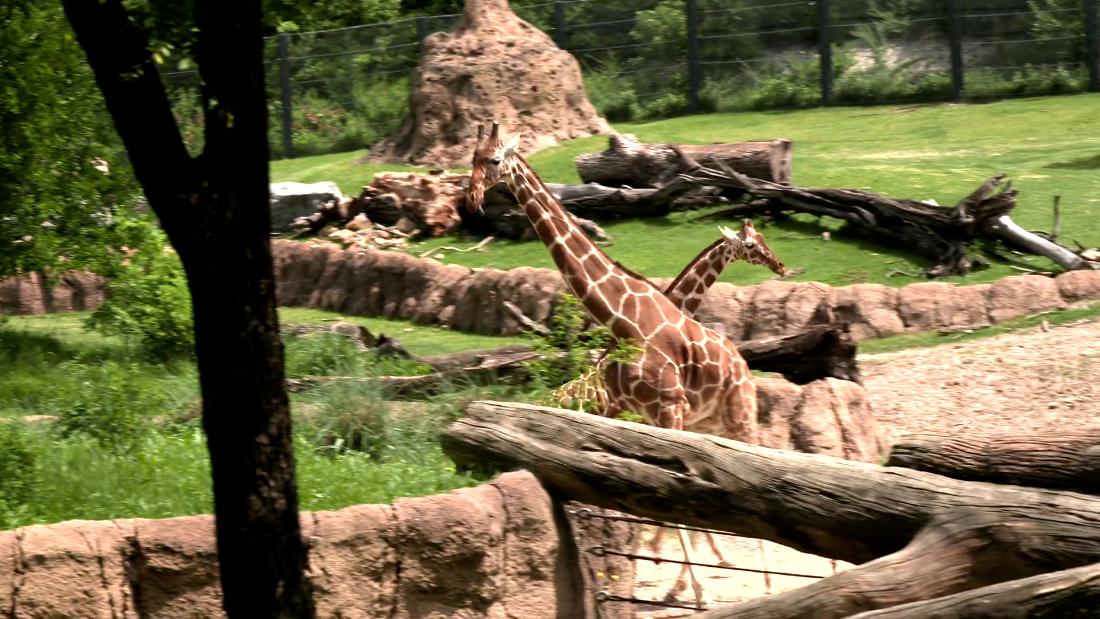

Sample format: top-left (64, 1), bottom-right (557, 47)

top-left (718, 225), bottom-right (739, 241)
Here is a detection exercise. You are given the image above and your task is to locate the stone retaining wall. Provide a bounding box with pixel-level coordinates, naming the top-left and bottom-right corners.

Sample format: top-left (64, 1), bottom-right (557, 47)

top-left (271, 241), bottom-right (1100, 340)
top-left (6, 242), bottom-right (1098, 342)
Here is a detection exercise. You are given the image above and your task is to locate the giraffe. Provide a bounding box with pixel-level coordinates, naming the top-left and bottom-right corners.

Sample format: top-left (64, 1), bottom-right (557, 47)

top-left (467, 122), bottom-right (762, 608)
top-left (553, 219), bottom-right (787, 413)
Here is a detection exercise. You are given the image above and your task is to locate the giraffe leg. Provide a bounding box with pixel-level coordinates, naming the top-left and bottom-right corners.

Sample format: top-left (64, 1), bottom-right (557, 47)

top-left (705, 531), bottom-right (733, 567)
top-left (670, 525), bottom-right (712, 609)
top-left (759, 538), bottom-right (774, 594)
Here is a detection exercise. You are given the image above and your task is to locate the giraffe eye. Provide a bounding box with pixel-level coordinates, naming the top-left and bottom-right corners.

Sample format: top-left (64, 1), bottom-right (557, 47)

top-left (489, 158), bottom-right (501, 165)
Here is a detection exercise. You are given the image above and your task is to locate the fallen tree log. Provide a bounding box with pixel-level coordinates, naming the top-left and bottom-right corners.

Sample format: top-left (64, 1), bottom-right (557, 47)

top-left (885, 429), bottom-right (1100, 494)
top-left (849, 562), bottom-right (1100, 618)
top-left (575, 134), bottom-right (793, 187)
top-left (738, 322), bottom-right (860, 384)
top-left (442, 402), bottom-right (1100, 616)
top-left (685, 163), bottom-right (1097, 277)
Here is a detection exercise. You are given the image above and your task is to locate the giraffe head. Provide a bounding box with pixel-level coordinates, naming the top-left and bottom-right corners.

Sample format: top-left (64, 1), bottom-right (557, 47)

top-left (466, 121), bottom-right (521, 214)
top-left (719, 219), bottom-right (787, 276)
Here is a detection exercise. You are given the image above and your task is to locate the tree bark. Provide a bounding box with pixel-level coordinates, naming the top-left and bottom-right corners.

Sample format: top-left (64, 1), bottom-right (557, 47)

top-left (886, 430), bottom-right (1100, 494)
top-left (847, 563), bottom-right (1100, 618)
top-left (575, 134), bottom-right (793, 187)
top-left (443, 403), bottom-right (1100, 616)
top-left (61, 1), bottom-right (314, 616)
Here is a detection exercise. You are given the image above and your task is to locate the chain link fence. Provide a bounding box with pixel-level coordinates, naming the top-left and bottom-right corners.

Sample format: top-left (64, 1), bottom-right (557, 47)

top-left (162, 0), bottom-right (1100, 159)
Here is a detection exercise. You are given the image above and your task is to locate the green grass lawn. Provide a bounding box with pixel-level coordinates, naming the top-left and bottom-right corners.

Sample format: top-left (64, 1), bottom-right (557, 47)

top-left (271, 94), bottom-right (1100, 289)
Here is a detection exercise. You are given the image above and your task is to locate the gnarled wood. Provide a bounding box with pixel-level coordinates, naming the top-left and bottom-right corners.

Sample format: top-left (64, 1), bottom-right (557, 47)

top-left (575, 134), bottom-right (793, 188)
top-left (848, 563), bottom-right (1100, 618)
top-left (443, 403), bottom-right (1100, 616)
top-left (442, 402), bottom-right (1100, 565)
top-left (886, 430), bottom-right (1100, 494)
top-left (738, 322), bottom-right (860, 384)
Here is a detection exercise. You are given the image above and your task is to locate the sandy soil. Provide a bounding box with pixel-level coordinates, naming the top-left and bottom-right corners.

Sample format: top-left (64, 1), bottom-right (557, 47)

top-left (629, 316), bottom-right (1100, 616)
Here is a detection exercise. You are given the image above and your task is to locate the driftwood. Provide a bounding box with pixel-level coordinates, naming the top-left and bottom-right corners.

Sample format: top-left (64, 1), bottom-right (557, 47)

top-left (575, 134), bottom-right (793, 188)
top-left (442, 403), bottom-right (1100, 617)
top-left (684, 161), bottom-right (1096, 276)
top-left (848, 563), bottom-right (1100, 618)
top-left (886, 429), bottom-right (1100, 494)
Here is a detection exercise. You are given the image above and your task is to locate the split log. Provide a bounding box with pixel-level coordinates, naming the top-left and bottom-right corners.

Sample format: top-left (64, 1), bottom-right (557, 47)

top-left (442, 403), bottom-right (1100, 616)
top-left (738, 322), bottom-right (860, 384)
top-left (885, 430), bottom-right (1100, 494)
top-left (848, 562), bottom-right (1100, 618)
top-left (575, 134), bottom-right (793, 188)
top-left (416, 344), bottom-right (541, 373)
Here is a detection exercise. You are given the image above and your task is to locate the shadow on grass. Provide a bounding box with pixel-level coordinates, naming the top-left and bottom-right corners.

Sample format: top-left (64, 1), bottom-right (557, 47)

top-left (1045, 152), bottom-right (1100, 170)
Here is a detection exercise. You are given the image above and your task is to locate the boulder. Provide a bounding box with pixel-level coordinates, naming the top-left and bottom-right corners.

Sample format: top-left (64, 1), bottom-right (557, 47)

top-left (366, 0), bottom-right (610, 168)
top-left (1055, 269), bottom-right (1100, 304)
top-left (756, 376), bottom-right (887, 464)
top-left (743, 281), bottom-right (830, 339)
top-left (270, 181), bottom-right (344, 232)
top-left (986, 274), bottom-right (1065, 323)
top-left (897, 282), bottom-right (991, 331)
top-left (695, 283), bottom-right (751, 342)
top-left (829, 283), bottom-right (904, 340)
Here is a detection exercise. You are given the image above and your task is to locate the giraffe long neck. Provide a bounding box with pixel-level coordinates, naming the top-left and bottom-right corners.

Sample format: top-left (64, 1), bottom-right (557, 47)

top-left (501, 156), bottom-right (654, 333)
top-left (663, 238), bottom-right (732, 317)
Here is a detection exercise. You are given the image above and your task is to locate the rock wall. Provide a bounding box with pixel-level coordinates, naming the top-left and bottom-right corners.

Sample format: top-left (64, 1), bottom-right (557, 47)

top-left (0, 471), bottom-right (599, 619)
top-left (0, 271), bottom-right (106, 316)
top-left (271, 241), bottom-right (1100, 340)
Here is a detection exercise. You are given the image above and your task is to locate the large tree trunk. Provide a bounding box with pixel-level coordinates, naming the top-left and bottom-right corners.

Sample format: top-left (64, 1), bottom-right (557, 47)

top-left (442, 402), bottom-right (1100, 616)
top-left (886, 430), bottom-right (1100, 494)
top-left (575, 134), bottom-right (793, 187)
top-left (62, 1), bottom-right (314, 616)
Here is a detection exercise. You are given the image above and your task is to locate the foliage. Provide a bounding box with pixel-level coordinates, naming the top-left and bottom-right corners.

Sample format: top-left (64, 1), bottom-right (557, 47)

top-left (53, 361), bottom-right (158, 449)
top-left (526, 293), bottom-right (613, 390)
top-left (85, 223), bottom-right (195, 361)
top-left (0, 422), bottom-right (37, 527)
top-left (583, 56), bottom-right (641, 122)
top-left (284, 332), bottom-right (367, 377)
top-left (300, 383), bottom-right (392, 459)
top-left (0, 0), bottom-right (142, 279)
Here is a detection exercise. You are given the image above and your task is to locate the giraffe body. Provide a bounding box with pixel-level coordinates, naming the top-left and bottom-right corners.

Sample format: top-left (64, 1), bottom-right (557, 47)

top-left (467, 122), bottom-right (766, 607)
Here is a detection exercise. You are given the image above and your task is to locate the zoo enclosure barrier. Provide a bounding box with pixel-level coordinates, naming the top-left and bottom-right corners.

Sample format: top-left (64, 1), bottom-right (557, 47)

top-left (160, 0), bottom-right (1100, 159)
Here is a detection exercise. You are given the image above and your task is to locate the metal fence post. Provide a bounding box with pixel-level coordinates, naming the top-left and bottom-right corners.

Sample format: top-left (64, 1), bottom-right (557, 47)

top-left (817, 0), bottom-right (833, 105)
top-left (416, 16), bottom-right (430, 45)
top-left (948, 0), bottom-right (965, 100)
top-left (277, 33), bottom-right (293, 158)
top-left (686, 0), bottom-right (702, 112)
top-left (553, 0), bottom-right (568, 49)
top-left (1087, 0), bottom-right (1100, 92)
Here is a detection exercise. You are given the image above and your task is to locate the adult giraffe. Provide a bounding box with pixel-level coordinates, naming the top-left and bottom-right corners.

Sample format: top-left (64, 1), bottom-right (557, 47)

top-left (466, 122), bottom-right (763, 607)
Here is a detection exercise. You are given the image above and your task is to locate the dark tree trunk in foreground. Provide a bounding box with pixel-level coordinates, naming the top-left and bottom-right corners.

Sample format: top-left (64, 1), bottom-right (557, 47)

top-left (886, 430), bottom-right (1100, 494)
top-left (61, 1), bottom-right (314, 615)
top-left (443, 403), bottom-right (1100, 617)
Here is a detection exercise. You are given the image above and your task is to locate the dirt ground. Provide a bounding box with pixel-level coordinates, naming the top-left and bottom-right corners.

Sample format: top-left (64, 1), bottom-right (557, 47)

top-left (628, 316), bottom-right (1100, 616)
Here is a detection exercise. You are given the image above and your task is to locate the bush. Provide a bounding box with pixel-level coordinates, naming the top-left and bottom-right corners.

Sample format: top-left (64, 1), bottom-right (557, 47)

top-left (54, 361), bottom-right (158, 449)
top-left (284, 332), bottom-right (367, 377)
top-left (526, 293), bottom-right (612, 390)
top-left (301, 383), bottom-right (392, 459)
top-left (86, 225), bottom-right (194, 361)
top-left (584, 56), bottom-right (640, 122)
top-left (0, 422), bottom-right (38, 527)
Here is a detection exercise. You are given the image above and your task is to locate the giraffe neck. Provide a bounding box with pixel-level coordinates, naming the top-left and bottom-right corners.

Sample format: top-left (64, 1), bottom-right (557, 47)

top-left (663, 238), bottom-right (734, 316)
top-left (500, 156), bottom-right (655, 332)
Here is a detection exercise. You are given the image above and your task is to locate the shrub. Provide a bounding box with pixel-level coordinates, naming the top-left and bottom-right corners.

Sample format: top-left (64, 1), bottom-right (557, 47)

top-left (86, 225), bottom-right (194, 361)
top-left (583, 56), bottom-right (640, 122)
top-left (302, 383), bottom-right (392, 459)
top-left (284, 332), bottom-right (367, 377)
top-left (526, 293), bottom-right (612, 389)
top-left (54, 361), bottom-right (158, 449)
top-left (0, 422), bottom-right (38, 527)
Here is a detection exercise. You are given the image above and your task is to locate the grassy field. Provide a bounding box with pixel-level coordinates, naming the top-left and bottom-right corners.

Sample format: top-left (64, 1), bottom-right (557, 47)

top-left (272, 94), bottom-right (1100, 288)
top-left (0, 311), bottom-right (533, 529)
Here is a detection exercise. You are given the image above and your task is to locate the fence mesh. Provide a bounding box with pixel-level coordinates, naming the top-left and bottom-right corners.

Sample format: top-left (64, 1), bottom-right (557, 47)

top-left (160, 0), bottom-right (1100, 159)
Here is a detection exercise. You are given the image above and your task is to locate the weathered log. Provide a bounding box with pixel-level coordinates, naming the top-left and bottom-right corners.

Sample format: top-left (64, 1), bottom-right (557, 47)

top-left (575, 134), bottom-right (793, 187)
top-left (442, 403), bottom-right (1100, 615)
top-left (985, 213), bottom-right (1094, 272)
top-left (416, 344), bottom-right (540, 372)
top-left (848, 563), bottom-right (1100, 618)
top-left (885, 430), bottom-right (1100, 494)
top-left (738, 322), bottom-right (860, 384)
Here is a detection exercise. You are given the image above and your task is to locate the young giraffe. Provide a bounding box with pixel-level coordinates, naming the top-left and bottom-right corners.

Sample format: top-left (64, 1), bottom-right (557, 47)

top-left (467, 122), bottom-right (760, 608)
top-left (555, 220), bottom-right (788, 598)
top-left (554, 219), bottom-right (787, 413)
